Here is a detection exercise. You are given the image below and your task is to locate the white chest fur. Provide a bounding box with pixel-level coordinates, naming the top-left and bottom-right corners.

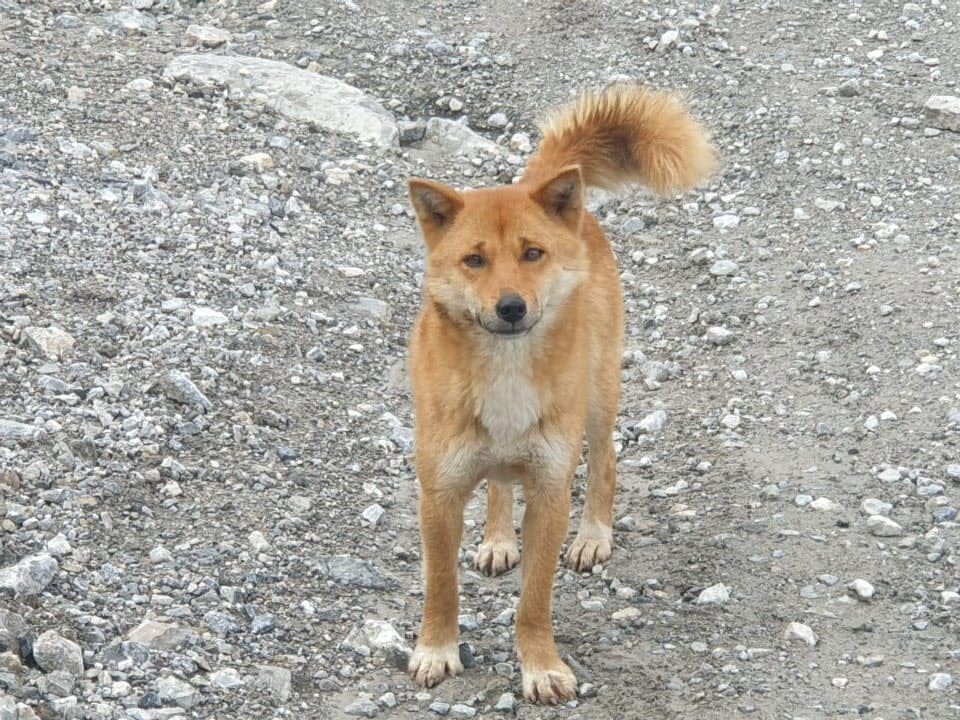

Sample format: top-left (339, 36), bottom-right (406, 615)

top-left (477, 340), bottom-right (540, 445)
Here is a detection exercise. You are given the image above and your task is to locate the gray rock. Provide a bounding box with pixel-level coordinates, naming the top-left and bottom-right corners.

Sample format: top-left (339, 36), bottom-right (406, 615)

top-left (924, 95), bottom-right (960, 132)
top-left (783, 621), bottom-right (818, 646)
top-left (847, 579), bottom-right (875, 601)
top-left (127, 620), bottom-right (195, 651)
top-left (838, 79), bottom-right (861, 97)
top-left (487, 112), bottom-right (509, 128)
top-left (709, 259), bottom-right (738, 276)
top-left (102, 641), bottom-right (150, 668)
top-left (860, 498), bottom-right (892, 516)
top-left (164, 54), bottom-right (399, 146)
top-left (0, 419), bottom-right (44, 442)
top-left (451, 705), bottom-right (476, 717)
top-left (638, 409), bottom-right (668, 434)
top-left (421, 118), bottom-right (499, 155)
top-left (105, 8), bottom-right (157, 34)
top-left (362, 503), bottom-right (385, 526)
top-left (314, 555), bottom-right (395, 589)
top-left (251, 614), bottom-right (275, 634)
top-left (204, 610), bottom-right (241, 635)
top-left (866, 515), bottom-right (903, 537)
top-left (713, 214), bottom-right (740, 230)
top-left (494, 693), bottom-right (516, 712)
top-left (928, 672), bottom-right (953, 691)
top-left (352, 297), bottom-right (392, 322)
top-left (161, 370), bottom-right (213, 412)
top-left (398, 120), bottom-right (427, 145)
top-left (38, 669), bottom-right (75, 697)
top-left (33, 630), bottom-right (83, 677)
top-left (430, 701), bottom-right (451, 715)
top-left (185, 24), bottom-right (231, 48)
top-left (156, 675), bottom-right (198, 708)
top-left (345, 696), bottom-right (379, 717)
top-left (21, 326), bottom-right (75, 360)
top-left (0, 609), bottom-right (30, 655)
top-left (192, 306), bottom-right (228, 328)
top-left (209, 668), bottom-right (244, 689)
top-left (705, 326), bottom-right (735, 346)
top-left (696, 583), bottom-right (731, 605)
top-left (256, 665), bottom-right (291, 702)
top-left (0, 553), bottom-right (58, 595)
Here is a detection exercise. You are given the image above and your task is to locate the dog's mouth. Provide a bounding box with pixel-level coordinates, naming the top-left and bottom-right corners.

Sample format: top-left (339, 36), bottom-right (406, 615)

top-left (479, 317), bottom-right (540, 337)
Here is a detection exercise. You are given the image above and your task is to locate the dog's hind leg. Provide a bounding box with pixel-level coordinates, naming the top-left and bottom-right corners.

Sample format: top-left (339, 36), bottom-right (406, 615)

top-left (475, 477), bottom-right (520, 576)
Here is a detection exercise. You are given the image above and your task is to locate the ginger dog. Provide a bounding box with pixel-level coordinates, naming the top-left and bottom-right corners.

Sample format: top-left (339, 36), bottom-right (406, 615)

top-left (406, 85), bottom-right (717, 703)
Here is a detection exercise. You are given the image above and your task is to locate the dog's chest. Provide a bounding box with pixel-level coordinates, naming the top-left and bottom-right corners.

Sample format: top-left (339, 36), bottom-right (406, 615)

top-left (477, 344), bottom-right (541, 445)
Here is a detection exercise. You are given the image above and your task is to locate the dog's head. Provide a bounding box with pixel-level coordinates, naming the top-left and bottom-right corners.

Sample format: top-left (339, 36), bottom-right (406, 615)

top-left (409, 167), bottom-right (589, 339)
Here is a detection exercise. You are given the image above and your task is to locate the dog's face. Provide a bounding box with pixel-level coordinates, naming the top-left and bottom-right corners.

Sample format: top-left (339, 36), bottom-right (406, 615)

top-left (409, 167), bottom-right (589, 339)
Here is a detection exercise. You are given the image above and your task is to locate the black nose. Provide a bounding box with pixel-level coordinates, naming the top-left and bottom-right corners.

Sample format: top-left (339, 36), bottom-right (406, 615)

top-left (495, 294), bottom-right (527, 323)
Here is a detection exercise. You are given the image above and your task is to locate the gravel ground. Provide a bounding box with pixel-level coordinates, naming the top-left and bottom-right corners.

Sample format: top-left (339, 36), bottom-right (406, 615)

top-left (1, 1), bottom-right (959, 719)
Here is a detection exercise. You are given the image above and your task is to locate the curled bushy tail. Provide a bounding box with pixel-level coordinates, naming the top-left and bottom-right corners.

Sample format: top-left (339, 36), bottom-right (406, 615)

top-left (522, 84), bottom-right (718, 195)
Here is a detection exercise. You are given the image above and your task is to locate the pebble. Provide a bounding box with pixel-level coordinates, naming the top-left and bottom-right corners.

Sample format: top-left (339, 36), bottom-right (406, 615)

top-left (0, 419), bottom-right (45, 442)
top-left (192, 306), bottom-right (229, 327)
top-left (256, 665), bottom-right (292, 702)
top-left (33, 631), bottom-right (84, 677)
top-left (430, 700), bottom-right (451, 715)
top-left (314, 555), bottom-right (395, 590)
top-left (923, 95), bottom-right (960, 132)
top-left (928, 673), bottom-right (953, 691)
top-left (345, 696), bottom-right (379, 717)
top-left (156, 675), bottom-right (199, 709)
top-left (713, 214), bottom-right (740, 230)
top-left (867, 515), bottom-right (903, 537)
top-left (696, 583), bottom-right (731, 605)
top-left (161, 370), bottom-right (213, 411)
top-left (638, 409), bottom-right (668, 433)
top-left (705, 326), bottom-right (735, 346)
top-left (185, 24), bottom-right (232, 48)
top-left (810, 497), bottom-right (838, 512)
top-left (860, 498), bottom-right (892, 516)
top-left (209, 668), bottom-right (244, 689)
top-left (847, 578), bottom-right (875, 601)
top-left (494, 693), bottom-right (516, 712)
top-left (0, 553), bottom-right (59, 595)
top-left (362, 503), bottom-right (385, 526)
top-left (21, 326), bottom-right (75, 360)
top-left (783, 622), bottom-right (818, 646)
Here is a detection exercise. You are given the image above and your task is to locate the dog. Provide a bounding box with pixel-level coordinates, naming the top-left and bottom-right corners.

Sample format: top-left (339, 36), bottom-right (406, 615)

top-left (406, 84), bottom-right (717, 703)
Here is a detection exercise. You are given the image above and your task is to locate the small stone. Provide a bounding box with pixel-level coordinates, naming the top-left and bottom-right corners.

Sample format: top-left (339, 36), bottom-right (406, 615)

top-left (149, 546), bottom-right (172, 564)
top-left (783, 622), bottom-right (818, 646)
top-left (713, 214), bottom-right (740, 230)
top-left (494, 692), bottom-right (516, 712)
top-left (928, 673), bottom-right (953, 691)
top-left (848, 579), bottom-right (875, 601)
top-left (127, 620), bottom-right (195, 651)
top-left (946, 464), bottom-right (960, 480)
top-left (251, 615), bottom-right (275, 634)
top-left (838, 79), bottom-right (861, 97)
top-left (209, 668), bottom-right (244, 689)
top-left (314, 556), bottom-right (395, 590)
top-left (161, 370), bottom-right (213, 411)
top-left (924, 95), bottom-right (960, 132)
top-left (877, 468), bottom-right (902, 482)
top-left (345, 696), bottom-right (379, 717)
top-left (156, 675), bottom-right (199, 708)
top-left (249, 530), bottom-right (271, 553)
top-left (33, 631), bottom-right (84, 677)
top-left (45, 534), bottom-right (72, 557)
top-left (696, 583), bottom-right (731, 605)
top-left (866, 515), bottom-right (903, 537)
top-left (656, 29), bottom-right (679, 52)
top-left (337, 266), bottom-right (365, 278)
top-left (0, 420), bottom-right (44, 443)
top-left (509, 132), bottom-right (532, 153)
top-left (239, 152), bottom-right (274, 172)
top-left (860, 498), bottom-right (892, 516)
top-left (185, 24), bottom-right (232, 48)
top-left (705, 326), bottom-right (735, 346)
top-left (810, 497), bottom-right (838, 512)
top-left (451, 704), bottom-right (476, 717)
top-left (0, 553), bottom-right (58, 595)
top-left (21, 326), bottom-right (75, 361)
top-left (638, 409), bottom-right (667, 434)
top-left (362, 504), bottom-right (385, 527)
top-left (192, 307), bottom-right (228, 327)
top-left (256, 665), bottom-right (292, 702)
top-left (710, 259), bottom-right (739, 276)
top-left (487, 112), bottom-right (509, 128)
top-left (430, 700), bottom-right (451, 715)
top-left (379, 692), bottom-right (397, 708)
top-left (448, 98), bottom-right (464, 112)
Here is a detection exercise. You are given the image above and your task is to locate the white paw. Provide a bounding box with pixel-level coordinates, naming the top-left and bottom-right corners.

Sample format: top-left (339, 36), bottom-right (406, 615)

top-left (475, 537), bottom-right (520, 576)
top-left (408, 643), bottom-right (463, 688)
top-left (566, 525), bottom-right (612, 572)
top-left (521, 661), bottom-right (578, 704)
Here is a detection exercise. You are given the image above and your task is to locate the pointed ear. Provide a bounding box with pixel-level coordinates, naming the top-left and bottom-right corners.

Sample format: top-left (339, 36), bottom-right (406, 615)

top-left (531, 165), bottom-right (583, 228)
top-left (409, 178), bottom-right (464, 249)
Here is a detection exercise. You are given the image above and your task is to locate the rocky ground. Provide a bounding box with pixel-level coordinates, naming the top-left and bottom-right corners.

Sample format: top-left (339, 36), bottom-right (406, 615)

top-left (1, 0), bottom-right (959, 718)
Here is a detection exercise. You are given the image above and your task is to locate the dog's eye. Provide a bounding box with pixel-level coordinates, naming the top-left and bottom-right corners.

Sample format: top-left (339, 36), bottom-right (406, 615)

top-left (522, 247), bottom-right (544, 262)
top-left (463, 254), bottom-right (486, 268)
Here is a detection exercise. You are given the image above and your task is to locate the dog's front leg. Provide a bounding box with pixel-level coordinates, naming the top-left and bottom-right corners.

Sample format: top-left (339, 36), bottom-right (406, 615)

top-left (409, 479), bottom-right (470, 688)
top-left (516, 472), bottom-right (578, 703)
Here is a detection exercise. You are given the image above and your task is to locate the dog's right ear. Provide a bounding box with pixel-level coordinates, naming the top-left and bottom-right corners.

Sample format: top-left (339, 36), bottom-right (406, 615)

top-left (409, 178), bottom-right (464, 250)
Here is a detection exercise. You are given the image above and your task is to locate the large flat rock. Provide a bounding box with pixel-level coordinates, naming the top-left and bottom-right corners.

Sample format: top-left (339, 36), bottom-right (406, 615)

top-left (164, 54), bottom-right (399, 147)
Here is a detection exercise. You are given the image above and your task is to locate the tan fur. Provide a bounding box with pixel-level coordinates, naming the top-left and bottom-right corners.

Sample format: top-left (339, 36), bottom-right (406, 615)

top-left (407, 84), bottom-right (717, 703)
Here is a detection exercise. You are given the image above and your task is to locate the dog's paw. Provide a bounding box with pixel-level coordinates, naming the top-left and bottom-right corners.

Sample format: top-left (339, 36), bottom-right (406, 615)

top-left (521, 660), bottom-right (578, 704)
top-left (566, 531), bottom-right (611, 572)
top-left (408, 643), bottom-right (463, 688)
top-left (475, 537), bottom-right (520, 576)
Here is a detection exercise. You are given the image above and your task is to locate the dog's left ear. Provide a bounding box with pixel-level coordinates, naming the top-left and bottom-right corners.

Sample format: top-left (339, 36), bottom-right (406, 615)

top-left (409, 178), bottom-right (464, 250)
top-left (531, 165), bottom-right (583, 229)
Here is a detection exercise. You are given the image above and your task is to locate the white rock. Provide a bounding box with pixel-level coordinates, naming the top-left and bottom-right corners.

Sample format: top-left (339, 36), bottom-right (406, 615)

top-left (860, 498), bottom-right (892, 516)
top-left (362, 503), bottom-right (385, 526)
top-left (847, 578), bottom-right (875, 601)
top-left (192, 307), bottom-right (228, 328)
top-left (924, 95), bottom-right (960, 132)
top-left (709, 259), bottom-right (739, 276)
top-left (422, 117), bottom-right (500, 156)
top-left (164, 54), bottom-right (399, 146)
top-left (657, 29), bottom-right (679, 52)
top-left (509, 132), bottom-right (532, 153)
top-left (157, 675), bottom-right (199, 708)
top-left (337, 266), bottom-right (365, 278)
top-left (713, 214), bottom-right (740, 230)
top-left (249, 531), bottom-right (271, 553)
top-left (696, 583), bottom-right (731, 605)
top-left (45, 534), bottom-right (72, 557)
top-left (866, 515), bottom-right (903, 537)
top-left (0, 553), bottom-right (59, 594)
top-left (239, 152), bottom-right (274, 172)
top-left (705, 326), bottom-right (735, 346)
top-left (810, 497), bottom-right (838, 512)
top-left (185, 24), bottom-right (231, 48)
top-left (209, 668), bottom-right (245, 689)
top-left (149, 546), bottom-right (172, 564)
top-left (21, 326), bottom-right (75, 360)
top-left (638, 409), bottom-right (668, 433)
top-left (783, 621), bottom-right (818, 646)
top-left (928, 672), bottom-right (953, 691)
top-left (876, 467), bottom-right (902, 482)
